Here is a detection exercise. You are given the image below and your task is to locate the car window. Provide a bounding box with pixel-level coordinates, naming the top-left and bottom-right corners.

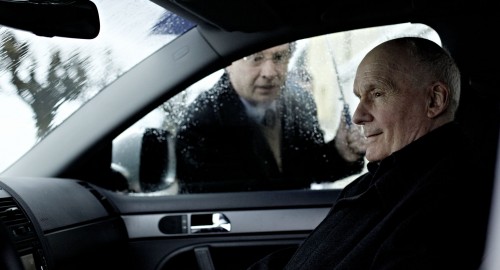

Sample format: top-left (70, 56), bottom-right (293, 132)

top-left (112, 22), bottom-right (441, 195)
top-left (0, 0), bottom-right (195, 172)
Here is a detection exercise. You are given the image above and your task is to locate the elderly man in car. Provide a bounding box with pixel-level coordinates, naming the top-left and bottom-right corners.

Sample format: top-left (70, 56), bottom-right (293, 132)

top-left (248, 37), bottom-right (493, 269)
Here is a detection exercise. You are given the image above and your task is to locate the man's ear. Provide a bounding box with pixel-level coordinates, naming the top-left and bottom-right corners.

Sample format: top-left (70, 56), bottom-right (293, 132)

top-left (427, 82), bottom-right (450, 118)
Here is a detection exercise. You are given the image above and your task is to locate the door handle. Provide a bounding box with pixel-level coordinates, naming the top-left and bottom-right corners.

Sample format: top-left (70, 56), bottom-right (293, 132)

top-left (191, 213), bottom-right (231, 233)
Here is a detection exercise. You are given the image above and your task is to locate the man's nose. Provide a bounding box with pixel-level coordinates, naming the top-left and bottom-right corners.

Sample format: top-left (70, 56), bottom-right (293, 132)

top-left (259, 60), bottom-right (280, 78)
top-left (353, 102), bottom-right (371, 125)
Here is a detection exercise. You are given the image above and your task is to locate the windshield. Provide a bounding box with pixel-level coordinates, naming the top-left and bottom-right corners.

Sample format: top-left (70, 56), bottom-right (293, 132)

top-left (0, 0), bottom-right (194, 172)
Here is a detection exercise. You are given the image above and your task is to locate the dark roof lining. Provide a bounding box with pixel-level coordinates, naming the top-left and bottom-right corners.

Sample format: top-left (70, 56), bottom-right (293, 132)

top-left (152, 0), bottom-right (470, 33)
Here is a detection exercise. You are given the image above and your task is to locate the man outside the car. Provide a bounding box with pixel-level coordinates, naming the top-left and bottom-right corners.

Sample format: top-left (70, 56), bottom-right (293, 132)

top-left (175, 43), bottom-right (366, 193)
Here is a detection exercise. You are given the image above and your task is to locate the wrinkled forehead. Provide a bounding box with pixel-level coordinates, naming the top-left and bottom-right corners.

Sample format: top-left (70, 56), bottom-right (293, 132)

top-left (231, 43), bottom-right (290, 66)
top-left (354, 45), bottom-right (415, 95)
top-left (353, 62), bottom-right (390, 96)
top-left (357, 57), bottom-right (402, 79)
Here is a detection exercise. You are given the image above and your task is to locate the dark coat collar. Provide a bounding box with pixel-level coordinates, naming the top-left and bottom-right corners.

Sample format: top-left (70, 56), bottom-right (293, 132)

top-left (348, 122), bottom-right (469, 209)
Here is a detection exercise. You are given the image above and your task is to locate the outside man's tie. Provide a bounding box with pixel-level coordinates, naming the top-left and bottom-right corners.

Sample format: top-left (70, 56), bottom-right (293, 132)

top-left (262, 109), bottom-right (276, 128)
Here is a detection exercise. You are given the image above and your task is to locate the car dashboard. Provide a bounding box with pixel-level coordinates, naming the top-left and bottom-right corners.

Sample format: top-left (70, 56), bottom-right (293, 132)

top-left (0, 177), bottom-right (127, 270)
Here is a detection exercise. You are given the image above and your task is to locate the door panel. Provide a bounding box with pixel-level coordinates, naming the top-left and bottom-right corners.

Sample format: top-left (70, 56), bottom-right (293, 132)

top-left (104, 189), bottom-right (339, 270)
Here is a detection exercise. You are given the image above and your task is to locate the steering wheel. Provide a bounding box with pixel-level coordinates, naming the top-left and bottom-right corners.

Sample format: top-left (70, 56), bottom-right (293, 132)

top-left (0, 221), bottom-right (24, 270)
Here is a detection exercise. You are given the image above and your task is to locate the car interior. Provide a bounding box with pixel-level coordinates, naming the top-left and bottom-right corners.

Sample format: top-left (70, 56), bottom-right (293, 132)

top-left (0, 0), bottom-right (498, 269)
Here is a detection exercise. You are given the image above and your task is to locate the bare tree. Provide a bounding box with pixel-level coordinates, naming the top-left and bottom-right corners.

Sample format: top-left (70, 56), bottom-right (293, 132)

top-left (0, 30), bottom-right (111, 139)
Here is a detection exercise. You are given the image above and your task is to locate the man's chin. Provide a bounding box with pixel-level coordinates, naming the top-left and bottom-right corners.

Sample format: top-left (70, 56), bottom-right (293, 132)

top-left (365, 150), bottom-right (385, 163)
top-left (255, 96), bottom-right (276, 105)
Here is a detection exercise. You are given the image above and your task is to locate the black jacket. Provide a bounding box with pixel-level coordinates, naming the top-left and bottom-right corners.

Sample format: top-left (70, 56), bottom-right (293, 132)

top-left (250, 122), bottom-right (493, 269)
top-left (175, 73), bottom-right (364, 193)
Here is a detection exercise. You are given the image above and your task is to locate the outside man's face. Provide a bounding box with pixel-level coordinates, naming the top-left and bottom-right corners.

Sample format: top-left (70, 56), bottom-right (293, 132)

top-left (226, 44), bottom-right (290, 106)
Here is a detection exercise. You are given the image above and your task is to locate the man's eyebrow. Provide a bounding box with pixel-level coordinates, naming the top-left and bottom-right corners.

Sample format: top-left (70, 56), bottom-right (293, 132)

top-left (353, 88), bottom-right (360, 98)
top-left (353, 84), bottom-right (371, 97)
top-left (355, 82), bottom-right (384, 98)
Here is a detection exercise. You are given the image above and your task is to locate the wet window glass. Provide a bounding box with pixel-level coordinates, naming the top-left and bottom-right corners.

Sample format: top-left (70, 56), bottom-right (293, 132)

top-left (0, 0), bottom-right (195, 172)
top-left (112, 22), bottom-right (441, 195)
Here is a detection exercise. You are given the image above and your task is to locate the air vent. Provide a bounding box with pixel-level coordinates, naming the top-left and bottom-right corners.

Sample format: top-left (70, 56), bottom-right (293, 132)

top-left (0, 197), bottom-right (49, 269)
top-left (0, 197), bottom-right (36, 249)
top-left (0, 197), bottom-right (29, 226)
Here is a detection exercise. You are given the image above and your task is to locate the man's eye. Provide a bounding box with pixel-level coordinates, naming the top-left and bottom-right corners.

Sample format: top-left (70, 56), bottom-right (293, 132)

top-left (273, 54), bottom-right (284, 61)
top-left (372, 90), bottom-right (383, 98)
top-left (273, 52), bottom-right (289, 63)
top-left (253, 55), bottom-right (264, 62)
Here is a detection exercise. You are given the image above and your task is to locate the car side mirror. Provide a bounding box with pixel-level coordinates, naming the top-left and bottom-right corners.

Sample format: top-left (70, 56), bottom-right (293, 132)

top-left (112, 128), bottom-right (176, 193)
top-left (0, 0), bottom-right (100, 39)
top-left (139, 128), bottom-right (176, 192)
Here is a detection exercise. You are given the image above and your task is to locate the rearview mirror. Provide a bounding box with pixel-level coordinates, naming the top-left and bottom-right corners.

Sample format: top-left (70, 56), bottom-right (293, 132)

top-left (0, 0), bottom-right (100, 39)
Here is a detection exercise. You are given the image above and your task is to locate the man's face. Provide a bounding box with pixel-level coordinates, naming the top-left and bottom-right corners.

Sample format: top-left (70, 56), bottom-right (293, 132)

top-left (352, 45), bottom-right (431, 162)
top-left (226, 44), bottom-right (291, 106)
